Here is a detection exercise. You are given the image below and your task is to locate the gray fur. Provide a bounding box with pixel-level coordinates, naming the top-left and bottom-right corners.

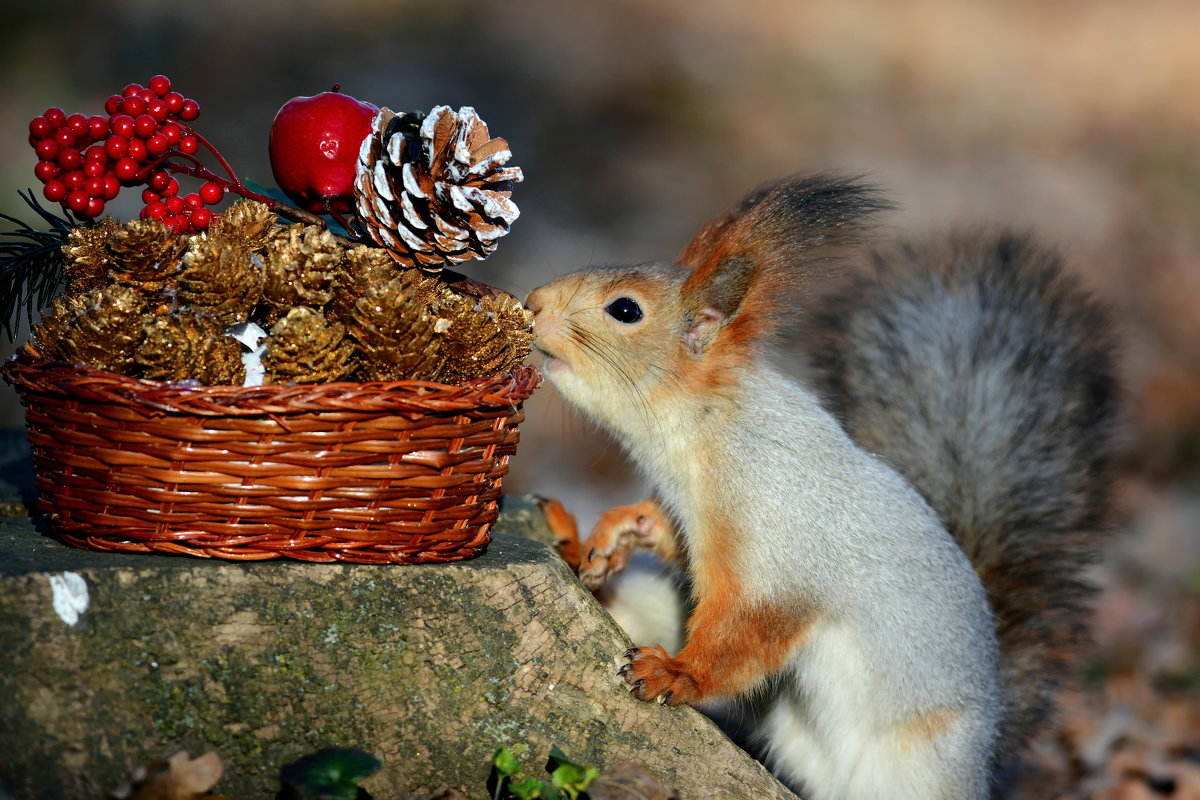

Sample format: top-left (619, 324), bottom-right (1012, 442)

top-left (804, 232), bottom-right (1118, 763)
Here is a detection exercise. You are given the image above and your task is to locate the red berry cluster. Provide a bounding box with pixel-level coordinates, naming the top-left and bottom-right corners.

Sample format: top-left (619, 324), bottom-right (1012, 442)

top-left (27, 76), bottom-right (225, 233)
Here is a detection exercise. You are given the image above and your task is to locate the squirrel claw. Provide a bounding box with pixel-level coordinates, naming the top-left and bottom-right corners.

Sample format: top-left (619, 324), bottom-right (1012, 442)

top-left (617, 645), bottom-right (698, 705)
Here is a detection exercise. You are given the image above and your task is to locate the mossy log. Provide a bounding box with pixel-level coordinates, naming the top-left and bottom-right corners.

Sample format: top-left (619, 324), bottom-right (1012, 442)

top-left (0, 495), bottom-right (795, 800)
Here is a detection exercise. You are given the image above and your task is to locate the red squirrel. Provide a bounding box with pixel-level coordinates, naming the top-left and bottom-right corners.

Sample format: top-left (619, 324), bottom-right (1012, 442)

top-left (525, 175), bottom-right (1116, 799)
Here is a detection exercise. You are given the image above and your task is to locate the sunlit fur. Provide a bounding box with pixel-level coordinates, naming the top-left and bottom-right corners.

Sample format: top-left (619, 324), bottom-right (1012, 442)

top-left (526, 175), bottom-right (1114, 800)
top-left (525, 178), bottom-right (1002, 798)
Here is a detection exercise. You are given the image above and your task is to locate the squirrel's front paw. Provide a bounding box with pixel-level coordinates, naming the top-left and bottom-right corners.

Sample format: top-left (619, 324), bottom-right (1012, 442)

top-left (618, 645), bottom-right (700, 706)
top-left (578, 503), bottom-right (660, 589)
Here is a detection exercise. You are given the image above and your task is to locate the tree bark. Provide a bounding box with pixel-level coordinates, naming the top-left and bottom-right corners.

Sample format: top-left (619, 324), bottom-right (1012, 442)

top-left (0, 495), bottom-right (796, 800)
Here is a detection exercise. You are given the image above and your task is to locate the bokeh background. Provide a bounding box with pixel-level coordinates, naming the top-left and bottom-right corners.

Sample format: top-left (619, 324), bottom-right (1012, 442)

top-left (2, 1), bottom-right (1197, 796)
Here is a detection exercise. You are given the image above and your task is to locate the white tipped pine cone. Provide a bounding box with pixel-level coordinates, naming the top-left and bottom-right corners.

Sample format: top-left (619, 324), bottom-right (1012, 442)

top-left (354, 106), bottom-right (522, 272)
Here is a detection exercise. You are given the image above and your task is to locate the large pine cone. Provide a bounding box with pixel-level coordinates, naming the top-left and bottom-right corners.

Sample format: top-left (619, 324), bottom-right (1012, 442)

top-left (354, 106), bottom-right (522, 271)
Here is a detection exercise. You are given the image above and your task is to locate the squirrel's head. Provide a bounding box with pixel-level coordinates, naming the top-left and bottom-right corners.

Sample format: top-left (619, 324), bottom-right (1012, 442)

top-left (525, 175), bottom-right (888, 437)
top-left (525, 262), bottom-right (692, 434)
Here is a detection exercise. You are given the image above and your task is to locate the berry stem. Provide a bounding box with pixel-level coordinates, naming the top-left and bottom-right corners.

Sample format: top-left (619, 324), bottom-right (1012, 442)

top-left (178, 124), bottom-right (241, 186)
top-left (326, 205), bottom-right (354, 233)
top-left (144, 141), bottom-right (357, 243)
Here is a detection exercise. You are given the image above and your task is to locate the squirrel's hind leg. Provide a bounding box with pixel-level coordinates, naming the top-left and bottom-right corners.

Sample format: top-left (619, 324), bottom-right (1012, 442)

top-left (760, 651), bottom-right (993, 800)
top-left (536, 496), bottom-right (585, 570)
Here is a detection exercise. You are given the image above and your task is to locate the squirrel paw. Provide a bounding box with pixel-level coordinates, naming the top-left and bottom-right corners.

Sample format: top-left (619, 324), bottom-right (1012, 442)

top-left (618, 645), bottom-right (699, 706)
top-left (578, 502), bottom-right (662, 590)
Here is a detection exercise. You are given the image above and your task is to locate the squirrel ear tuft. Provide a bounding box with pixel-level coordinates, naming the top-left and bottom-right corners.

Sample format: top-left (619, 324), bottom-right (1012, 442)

top-left (679, 175), bottom-right (890, 349)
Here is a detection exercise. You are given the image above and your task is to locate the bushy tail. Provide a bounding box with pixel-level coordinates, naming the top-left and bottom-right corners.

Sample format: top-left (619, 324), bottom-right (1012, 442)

top-left (804, 232), bottom-right (1118, 760)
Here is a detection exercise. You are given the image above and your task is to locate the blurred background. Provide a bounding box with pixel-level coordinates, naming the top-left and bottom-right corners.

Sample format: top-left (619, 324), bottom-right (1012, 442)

top-left (2, 0), bottom-right (1197, 795)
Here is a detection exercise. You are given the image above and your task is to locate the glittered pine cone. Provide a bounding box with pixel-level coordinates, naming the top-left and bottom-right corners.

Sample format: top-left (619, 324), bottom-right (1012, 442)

top-left (106, 219), bottom-right (185, 294)
top-left (432, 291), bottom-right (530, 384)
top-left (177, 238), bottom-right (264, 325)
top-left (481, 292), bottom-right (534, 363)
top-left (55, 284), bottom-right (149, 373)
top-left (135, 312), bottom-right (246, 385)
top-left (262, 224), bottom-right (343, 322)
top-left (62, 217), bottom-right (119, 293)
top-left (327, 245), bottom-right (401, 326)
top-left (206, 199), bottom-right (278, 253)
top-left (26, 292), bottom-right (93, 360)
top-left (345, 276), bottom-right (443, 382)
top-left (354, 106), bottom-right (522, 272)
top-left (263, 307), bottom-right (354, 385)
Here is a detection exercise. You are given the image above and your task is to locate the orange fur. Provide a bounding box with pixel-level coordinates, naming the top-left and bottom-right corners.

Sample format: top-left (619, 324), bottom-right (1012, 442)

top-left (623, 513), bottom-right (814, 704)
top-left (624, 593), bottom-right (813, 704)
top-left (676, 178), bottom-right (788, 270)
top-left (539, 496), bottom-right (583, 570)
top-left (577, 499), bottom-right (680, 590)
top-left (680, 176), bottom-right (886, 361)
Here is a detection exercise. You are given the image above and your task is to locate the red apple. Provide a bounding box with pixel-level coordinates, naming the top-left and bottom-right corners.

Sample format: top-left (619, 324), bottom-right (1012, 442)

top-left (269, 87), bottom-right (379, 213)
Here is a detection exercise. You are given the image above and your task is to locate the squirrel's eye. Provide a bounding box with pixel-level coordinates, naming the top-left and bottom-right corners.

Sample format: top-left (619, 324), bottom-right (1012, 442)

top-left (605, 297), bottom-right (643, 324)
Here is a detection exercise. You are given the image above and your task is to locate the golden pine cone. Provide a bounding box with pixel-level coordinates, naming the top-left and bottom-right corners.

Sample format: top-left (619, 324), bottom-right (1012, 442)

top-left (206, 199), bottom-right (278, 253)
top-left (354, 106), bottom-right (522, 272)
top-left (345, 276), bottom-right (443, 382)
top-left (28, 293), bottom-right (93, 360)
top-left (56, 284), bottom-right (148, 373)
top-left (480, 291), bottom-right (534, 358)
top-left (262, 224), bottom-right (343, 321)
top-left (62, 217), bottom-right (119, 293)
top-left (135, 312), bottom-right (246, 385)
top-left (432, 291), bottom-right (521, 384)
top-left (262, 307), bottom-right (354, 384)
top-left (178, 238), bottom-right (264, 324)
top-left (106, 219), bottom-right (185, 293)
top-left (327, 245), bottom-right (400, 325)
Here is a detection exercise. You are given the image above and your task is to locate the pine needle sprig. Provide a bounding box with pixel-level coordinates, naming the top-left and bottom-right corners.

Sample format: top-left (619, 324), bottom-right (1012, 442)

top-left (0, 190), bottom-right (77, 340)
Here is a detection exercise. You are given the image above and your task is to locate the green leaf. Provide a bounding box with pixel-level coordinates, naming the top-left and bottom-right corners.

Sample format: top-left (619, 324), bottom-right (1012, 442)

top-left (278, 747), bottom-right (382, 800)
top-left (550, 764), bottom-right (600, 799)
top-left (507, 778), bottom-right (560, 800)
top-left (493, 747), bottom-right (521, 779)
top-left (546, 745), bottom-right (571, 767)
top-left (545, 747), bottom-right (598, 800)
top-left (241, 178), bottom-right (355, 237)
top-left (241, 178), bottom-right (296, 211)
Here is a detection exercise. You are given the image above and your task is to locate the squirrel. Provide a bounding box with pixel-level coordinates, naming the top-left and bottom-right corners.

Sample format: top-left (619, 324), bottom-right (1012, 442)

top-left (524, 174), bottom-right (1118, 800)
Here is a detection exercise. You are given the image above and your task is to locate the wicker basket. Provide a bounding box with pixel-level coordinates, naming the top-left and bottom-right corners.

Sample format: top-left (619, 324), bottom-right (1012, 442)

top-left (2, 352), bottom-right (540, 563)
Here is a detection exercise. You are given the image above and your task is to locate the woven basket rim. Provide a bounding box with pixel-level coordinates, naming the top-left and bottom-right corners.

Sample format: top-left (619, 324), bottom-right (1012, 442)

top-left (3, 351), bottom-right (541, 416)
